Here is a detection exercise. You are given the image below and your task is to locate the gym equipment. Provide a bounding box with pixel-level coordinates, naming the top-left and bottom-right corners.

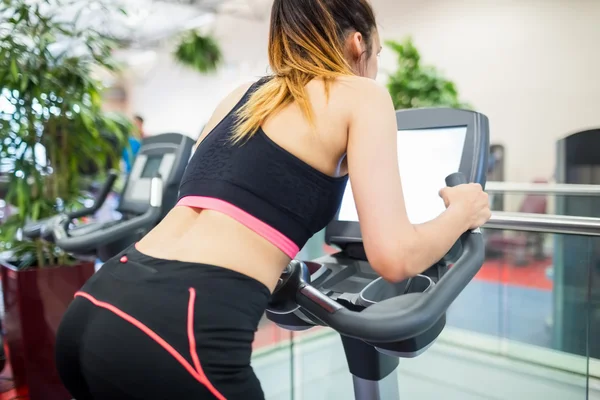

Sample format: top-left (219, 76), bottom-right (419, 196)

top-left (487, 144), bottom-right (505, 211)
top-left (485, 182), bottom-right (547, 265)
top-left (24, 133), bottom-right (195, 262)
top-left (23, 171), bottom-right (119, 243)
top-left (554, 128), bottom-right (600, 358)
top-left (266, 108), bottom-right (489, 400)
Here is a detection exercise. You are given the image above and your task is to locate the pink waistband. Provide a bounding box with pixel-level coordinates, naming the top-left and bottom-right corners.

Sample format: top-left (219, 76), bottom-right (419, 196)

top-left (176, 196), bottom-right (299, 258)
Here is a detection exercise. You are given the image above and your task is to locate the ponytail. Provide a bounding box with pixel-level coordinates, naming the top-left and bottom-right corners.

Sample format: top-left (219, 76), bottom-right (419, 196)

top-left (232, 0), bottom-right (376, 143)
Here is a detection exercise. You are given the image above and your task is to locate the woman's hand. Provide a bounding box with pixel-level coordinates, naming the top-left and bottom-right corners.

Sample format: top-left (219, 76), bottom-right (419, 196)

top-left (439, 183), bottom-right (491, 230)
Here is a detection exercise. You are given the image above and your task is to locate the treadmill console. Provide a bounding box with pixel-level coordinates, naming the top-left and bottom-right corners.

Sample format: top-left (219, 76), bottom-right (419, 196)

top-left (266, 108), bottom-right (489, 358)
top-left (43, 133), bottom-right (195, 262)
top-left (119, 133), bottom-right (194, 219)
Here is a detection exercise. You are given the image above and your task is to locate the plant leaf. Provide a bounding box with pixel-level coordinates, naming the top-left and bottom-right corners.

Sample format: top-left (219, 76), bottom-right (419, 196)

top-left (0, 0), bottom-right (134, 267)
top-left (173, 31), bottom-right (223, 74)
top-left (385, 37), bottom-right (470, 110)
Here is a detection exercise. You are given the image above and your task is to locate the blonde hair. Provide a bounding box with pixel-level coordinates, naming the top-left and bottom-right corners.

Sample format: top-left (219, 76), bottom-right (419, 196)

top-left (232, 0), bottom-right (377, 144)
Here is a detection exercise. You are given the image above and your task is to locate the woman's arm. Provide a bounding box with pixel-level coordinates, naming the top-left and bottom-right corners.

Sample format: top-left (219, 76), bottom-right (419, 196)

top-left (346, 78), bottom-right (489, 282)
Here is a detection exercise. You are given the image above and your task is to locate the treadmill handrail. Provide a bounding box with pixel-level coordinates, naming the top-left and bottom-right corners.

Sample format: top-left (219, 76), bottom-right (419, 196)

top-left (293, 172), bottom-right (486, 343)
top-left (69, 170), bottom-right (119, 219)
top-left (22, 170), bottom-right (118, 240)
top-left (53, 176), bottom-right (163, 254)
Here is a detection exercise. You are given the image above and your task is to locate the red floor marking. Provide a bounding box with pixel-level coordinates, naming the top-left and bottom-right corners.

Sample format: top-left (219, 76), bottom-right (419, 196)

top-left (323, 245), bottom-right (338, 255)
top-left (474, 258), bottom-right (553, 291)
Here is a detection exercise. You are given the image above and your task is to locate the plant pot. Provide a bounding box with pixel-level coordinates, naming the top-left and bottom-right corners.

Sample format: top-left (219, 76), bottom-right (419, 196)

top-left (0, 260), bottom-right (95, 400)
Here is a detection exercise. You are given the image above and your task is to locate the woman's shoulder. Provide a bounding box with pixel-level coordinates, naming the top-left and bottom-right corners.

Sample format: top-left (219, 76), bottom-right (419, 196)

top-left (324, 76), bottom-right (394, 119)
top-left (212, 81), bottom-right (257, 115)
top-left (331, 76), bottom-right (391, 100)
top-left (227, 81), bottom-right (257, 100)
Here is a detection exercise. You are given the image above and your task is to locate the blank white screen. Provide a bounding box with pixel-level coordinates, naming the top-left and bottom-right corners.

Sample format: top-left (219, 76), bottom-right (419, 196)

top-left (337, 126), bottom-right (467, 224)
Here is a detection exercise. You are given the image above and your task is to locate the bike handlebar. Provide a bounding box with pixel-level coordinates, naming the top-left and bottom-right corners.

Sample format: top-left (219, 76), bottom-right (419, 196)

top-left (52, 176), bottom-right (163, 254)
top-left (292, 172), bottom-right (485, 343)
top-left (23, 170), bottom-right (119, 240)
top-left (69, 171), bottom-right (119, 219)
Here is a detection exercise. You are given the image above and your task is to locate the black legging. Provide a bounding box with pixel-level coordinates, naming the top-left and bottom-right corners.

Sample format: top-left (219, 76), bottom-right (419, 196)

top-left (55, 246), bottom-right (270, 399)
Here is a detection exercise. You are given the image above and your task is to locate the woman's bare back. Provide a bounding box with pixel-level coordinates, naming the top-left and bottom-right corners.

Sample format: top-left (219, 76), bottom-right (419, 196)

top-left (136, 77), bottom-right (361, 291)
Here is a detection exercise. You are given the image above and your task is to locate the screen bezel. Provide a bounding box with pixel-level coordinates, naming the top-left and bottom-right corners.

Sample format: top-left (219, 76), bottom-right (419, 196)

top-left (140, 154), bottom-right (164, 179)
top-left (118, 133), bottom-right (195, 216)
top-left (325, 107), bottom-right (489, 248)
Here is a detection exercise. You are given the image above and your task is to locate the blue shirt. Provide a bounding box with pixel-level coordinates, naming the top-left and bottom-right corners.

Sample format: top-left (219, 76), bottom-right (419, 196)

top-left (122, 137), bottom-right (141, 173)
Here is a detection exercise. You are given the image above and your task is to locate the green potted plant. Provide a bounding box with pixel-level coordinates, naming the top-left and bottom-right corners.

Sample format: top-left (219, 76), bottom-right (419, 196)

top-left (0, 0), bottom-right (130, 398)
top-left (385, 37), bottom-right (471, 110)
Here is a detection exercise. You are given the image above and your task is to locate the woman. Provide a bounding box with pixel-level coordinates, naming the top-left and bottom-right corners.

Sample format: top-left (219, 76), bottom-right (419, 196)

top-left (55, 0), bottom-right (491, 399)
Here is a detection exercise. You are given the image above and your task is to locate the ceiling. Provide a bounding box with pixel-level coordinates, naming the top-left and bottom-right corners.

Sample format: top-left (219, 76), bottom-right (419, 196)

top-left (64, 0), bottom-right (273, 48)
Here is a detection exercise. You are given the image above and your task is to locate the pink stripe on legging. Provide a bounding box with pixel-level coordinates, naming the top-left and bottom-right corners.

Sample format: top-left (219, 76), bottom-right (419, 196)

top-left (74, 290), bottom-right (227, 400)
top-left (176, 196), bottom-right (299, 258)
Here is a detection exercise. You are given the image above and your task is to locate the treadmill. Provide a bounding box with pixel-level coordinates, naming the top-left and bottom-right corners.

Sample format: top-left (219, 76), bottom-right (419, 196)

top-left (24, 133), bottom-right (195, 262)
top-left (265, 108), bottom-right (490, 400)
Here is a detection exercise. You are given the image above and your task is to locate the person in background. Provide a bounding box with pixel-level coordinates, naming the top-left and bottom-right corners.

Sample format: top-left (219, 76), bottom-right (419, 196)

top-left (122, 114), bottom-right (145, 174)
top-left (134, 114), bottom-right (146, 138)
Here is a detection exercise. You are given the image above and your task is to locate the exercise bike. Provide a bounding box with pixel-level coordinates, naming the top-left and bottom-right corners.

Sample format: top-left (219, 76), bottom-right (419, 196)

top-left (24, 133), bottom-right (195, 262)
top-left (266, 107), bottom-right (490, 399)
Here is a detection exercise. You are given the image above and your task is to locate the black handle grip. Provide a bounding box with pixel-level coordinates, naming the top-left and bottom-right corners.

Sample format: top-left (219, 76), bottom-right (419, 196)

top-left (54, 206), bottom-right (161, 254)
top-left (53, 177), bottom-right (164, 254)
top-left (23, 171), bottom-right (119, 240)
top-left (69, 171), bottom-right (118, 219)
top-left (23, 218), bottom-right (52, 240)
top-left (443, 172), bottom-right (468, 263)
top-left (445, 172), bottom-right (467, 187)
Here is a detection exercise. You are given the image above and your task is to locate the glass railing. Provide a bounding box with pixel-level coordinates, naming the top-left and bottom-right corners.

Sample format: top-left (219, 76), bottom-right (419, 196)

top-left (250, 183), bottom-right (600, 399)
top-left (443, 229), bottom-right (598, 399)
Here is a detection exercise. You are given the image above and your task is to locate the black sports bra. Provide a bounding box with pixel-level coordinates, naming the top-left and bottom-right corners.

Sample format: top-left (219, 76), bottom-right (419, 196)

top-left (177, 78), bottom-right (348, 258)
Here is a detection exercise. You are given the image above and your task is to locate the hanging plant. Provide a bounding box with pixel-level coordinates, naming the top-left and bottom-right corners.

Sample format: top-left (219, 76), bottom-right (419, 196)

top-left (173, 31), bottom-right (223, 74)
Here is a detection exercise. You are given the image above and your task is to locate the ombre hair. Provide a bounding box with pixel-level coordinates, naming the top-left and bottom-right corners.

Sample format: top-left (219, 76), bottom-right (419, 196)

top-left (232, 0), bottom-right (377, 143)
